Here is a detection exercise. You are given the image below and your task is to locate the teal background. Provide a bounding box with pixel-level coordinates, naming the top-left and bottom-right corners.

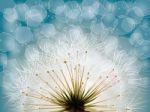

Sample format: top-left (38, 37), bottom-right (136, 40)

top-left (0, 0), bottom-right (150, 112)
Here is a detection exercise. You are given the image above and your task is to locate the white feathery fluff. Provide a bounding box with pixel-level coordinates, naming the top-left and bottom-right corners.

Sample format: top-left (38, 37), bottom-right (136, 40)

top-left (3, 26), bottom-right (147, 112)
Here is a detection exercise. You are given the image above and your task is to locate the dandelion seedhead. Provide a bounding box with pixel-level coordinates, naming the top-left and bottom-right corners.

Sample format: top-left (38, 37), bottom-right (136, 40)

top-left (3, 28), bottom-right (147, 112)
top-left (21, 50), bottom-right (121, 112)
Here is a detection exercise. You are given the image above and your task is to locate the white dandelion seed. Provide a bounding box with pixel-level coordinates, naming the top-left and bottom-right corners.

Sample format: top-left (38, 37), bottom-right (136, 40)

top-left (3, 27), bottom-right (147, 112)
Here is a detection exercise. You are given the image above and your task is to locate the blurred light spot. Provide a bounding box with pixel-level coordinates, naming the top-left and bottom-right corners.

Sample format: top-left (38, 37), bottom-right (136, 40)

top-left (0, 32), bottom-right (22, 58)
top-left (121, 17), bottom-right (136, 33)
top-left (129, 32), bottom-right (144, 47)
top-left (102, 13), bottom-right (117, 27)
top-left (15, 3), bottom-right (29, 21)
top-left (3, 8), bottom-right (18, 23)
top-left (4, 21), bottom-right (18, 33)
top-left (65, 1), bottom-right (81, 20)
top-left (40, 24), bottom-right (56, 38)
top-left (114, 1), bottom-right (128, 18)
top-left (81, 0), bottom-right (100, 19)
top-left (48, 0), bottom-right (65, 15)
top-left (103, 1), bottom-right (115, 13)
top-left (135, 41), bottom-right (150, 59)
top-left (0, 33), bottom-right (15, 52)
top-left (25, 5), bottom-right (47, 27)
top-left (15, 26), bottom-right (33, 44)
top-left (134, 0), bottom-right (150, 16)
top-left (136, 22), bottom-right (150, 41)
top-left (127, 7), bottom-right (144, 24)
top-left (115, 17), bottom-right (136, 35)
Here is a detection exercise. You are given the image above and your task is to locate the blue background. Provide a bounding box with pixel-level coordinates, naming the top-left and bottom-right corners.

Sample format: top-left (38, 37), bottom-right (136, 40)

top-left (0, 0), bottom-right (150, 112)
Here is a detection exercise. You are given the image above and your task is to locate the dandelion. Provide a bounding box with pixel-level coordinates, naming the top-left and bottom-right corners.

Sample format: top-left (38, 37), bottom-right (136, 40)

top-left (3, 28), bottom-right (146, 112)
top-left (22, 51), bottom-right (121, 112)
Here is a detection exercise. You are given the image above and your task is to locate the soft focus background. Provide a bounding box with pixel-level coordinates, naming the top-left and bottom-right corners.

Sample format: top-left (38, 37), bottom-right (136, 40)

top-left (0, 0), bottom-right (150, 112)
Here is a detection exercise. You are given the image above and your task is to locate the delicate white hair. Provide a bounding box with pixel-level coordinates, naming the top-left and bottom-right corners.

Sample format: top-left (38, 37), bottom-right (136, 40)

top-left (3, 26), bottom-right (148, 112)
